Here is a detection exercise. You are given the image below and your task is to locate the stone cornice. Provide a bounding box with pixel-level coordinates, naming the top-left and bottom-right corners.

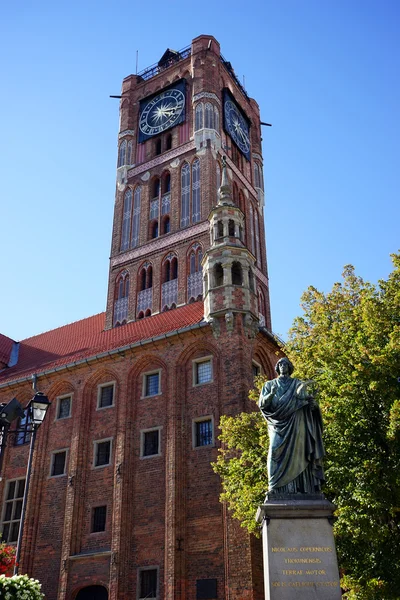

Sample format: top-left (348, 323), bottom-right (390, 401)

top-left (111, 221), bottom-right (209, 268)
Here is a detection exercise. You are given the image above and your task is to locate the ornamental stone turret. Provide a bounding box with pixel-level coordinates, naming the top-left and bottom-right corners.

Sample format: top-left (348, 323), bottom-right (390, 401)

top-left (202, 157), bottom-right (259, 335)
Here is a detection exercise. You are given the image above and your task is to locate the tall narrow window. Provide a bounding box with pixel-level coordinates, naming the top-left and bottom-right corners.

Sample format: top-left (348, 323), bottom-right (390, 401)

top-left (113, 270), bottom-right (129, 326)
top-left (216, 162), bottom-right (221, 202)
top-left (204, 103), bottom-right (214, 129)
top-left (137, 263), bottom-right (153, 317)
top-left (117, 140), bottom-right (126, 167)
top-left (195, 103), bottom-right (204, 131)
top-left (120, 189), bottom-right (132, 252)
top-left (181, 162), bottom-right (190, 227)
top-left (258, 289), bottom-right (266, 327)
top-left (131, 186), bottom-right (141, 248)
top-left (192, 158), bottom-right (201, 223)
top-left (162, 254), bottom-right (178, 310)
top-left (249, 204), bottom-right (256, 256)
top-left (254, 209), bottom-right (261, 266)
top-left (187, 244), bottom-right (203, 302)
top-left (127, 140), bottom-right (133, 166)
top-left (214, 106), bottom-right (220, 132)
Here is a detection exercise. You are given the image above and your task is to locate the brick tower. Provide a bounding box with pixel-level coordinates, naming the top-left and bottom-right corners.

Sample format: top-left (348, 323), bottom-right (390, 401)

top-left (105, 34), bottom-right (271, 332)
top-left (0, 35), bottom-right (280, 600)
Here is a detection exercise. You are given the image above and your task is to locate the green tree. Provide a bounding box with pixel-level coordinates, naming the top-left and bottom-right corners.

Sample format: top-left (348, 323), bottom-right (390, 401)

top-left (213, 254), bottom-right (400, 600)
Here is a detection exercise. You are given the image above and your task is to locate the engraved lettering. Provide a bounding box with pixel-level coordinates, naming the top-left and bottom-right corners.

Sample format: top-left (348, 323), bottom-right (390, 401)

top-left (284, 558), bottom-right (322, 563)
top-left (305, 569), bottom-right (326, 575)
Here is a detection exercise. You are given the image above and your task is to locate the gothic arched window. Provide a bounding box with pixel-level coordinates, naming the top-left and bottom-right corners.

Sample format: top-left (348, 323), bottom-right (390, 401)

top-left (113, 270), bottom-right (129, 326)
top-left (192, 158), bottom-right (201, 223)
top-left (188, 243), bottom-right (203, 302)
top-left (205, 103), bottom-right (214, 129)
top-left (120, 189), bottom-right (132, 252)
top-left (131, 186), bottom-right (141, 248)
top-left (214, 105), bottom-right (220, 132)
top-left (127, 140), bottom-right (133, 166)
top-left (118, 140), bottom-right (126, 167)
top-left (216, 161), bottom-right (221, 202)
top-left (249, 203), bottom-right (256, 257)
top-left (137, 262), bottom-right (153, 317)
top-left (180, 162), bottom-right (190, 227)
top-left (195, 103), bottom-right (204, 131)
top-left (161, 253), bottom-right (178, 311)
top-left (254, 209), bottom-right (261, 266)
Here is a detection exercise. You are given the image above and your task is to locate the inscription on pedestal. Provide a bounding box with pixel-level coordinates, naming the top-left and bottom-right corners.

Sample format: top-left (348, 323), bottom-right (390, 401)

top-left (269, 545), bottom-right (339, 591)
top-left (257, 500), bottom-right (342, 600)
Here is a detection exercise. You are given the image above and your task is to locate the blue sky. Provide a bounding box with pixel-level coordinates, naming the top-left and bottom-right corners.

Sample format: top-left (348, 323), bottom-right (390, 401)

top-left (1, 1), bottom-right (399, 341)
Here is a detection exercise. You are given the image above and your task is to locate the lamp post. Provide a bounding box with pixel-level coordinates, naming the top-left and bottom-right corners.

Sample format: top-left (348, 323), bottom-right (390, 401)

top-left (0, 393), bottom-right (51, 575)
top-left (13, 392), bottom-right (51, 575)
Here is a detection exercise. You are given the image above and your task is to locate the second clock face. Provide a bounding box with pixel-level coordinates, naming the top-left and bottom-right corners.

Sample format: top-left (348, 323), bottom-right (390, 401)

top-left (139, 85), bottom-right (186, 141)
top-left (223, 90), bottom-right (251, 160)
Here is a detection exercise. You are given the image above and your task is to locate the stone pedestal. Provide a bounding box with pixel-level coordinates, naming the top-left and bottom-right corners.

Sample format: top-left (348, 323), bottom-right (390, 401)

top-left (256, 495), bottom-right (341, 599)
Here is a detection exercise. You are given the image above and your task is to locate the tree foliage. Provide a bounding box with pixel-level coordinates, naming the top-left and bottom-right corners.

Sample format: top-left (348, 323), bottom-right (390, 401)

top-left (213, 254), bottom-right (400, 599)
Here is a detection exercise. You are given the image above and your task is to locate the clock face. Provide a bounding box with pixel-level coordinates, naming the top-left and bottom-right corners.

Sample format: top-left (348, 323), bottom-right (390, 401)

top-left (139, 86), bottom-right (185, 141)
top-left (223, 91), bottom-right (251, 160)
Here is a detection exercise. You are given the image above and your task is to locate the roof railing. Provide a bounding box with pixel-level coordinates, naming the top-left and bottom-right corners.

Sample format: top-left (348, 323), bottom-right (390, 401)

top-left (220, 53), bottom-right (249, 100)
top-left (136, 45), bottom-right (191, 82)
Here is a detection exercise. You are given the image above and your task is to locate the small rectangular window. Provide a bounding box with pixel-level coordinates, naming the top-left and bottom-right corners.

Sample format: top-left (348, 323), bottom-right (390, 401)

top-left (139, 567), bottom-right (158, 599)
top-left (94, 440), bottom-right (112, 467)
top-left (92, 505), bottom-right (107, 532)
top-left (1, 479), bottom-right (25, 543)
top-left (144, 372), bottom-right (160, 397)
top-left (51, 450), bottom-right (67, 476)
top-left (141, 429), bottom-right (160, 458)
top-left (57, 395), bottom-right (72, 419)
top-left (252, 362), bottom-right (261, 378)
top-left (194, 358), bottom-right (213, 385)
top-left (194, 418), bottom-right (213, 448)
top-left (97, 383), bottom-right (115, 409)
top-left (196, 578), bottom-right (217, 599)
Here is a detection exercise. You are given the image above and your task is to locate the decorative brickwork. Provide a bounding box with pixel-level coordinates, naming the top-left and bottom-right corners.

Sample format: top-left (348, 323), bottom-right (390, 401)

top-left (0, 34), bottom-right (280, 600)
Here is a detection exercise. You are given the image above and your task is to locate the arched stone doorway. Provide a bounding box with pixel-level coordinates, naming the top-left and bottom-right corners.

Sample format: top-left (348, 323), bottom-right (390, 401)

top-left (75, 585), bottom-right (108, 600)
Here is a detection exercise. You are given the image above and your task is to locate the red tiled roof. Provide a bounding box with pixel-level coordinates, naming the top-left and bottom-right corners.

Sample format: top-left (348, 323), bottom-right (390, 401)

top-left (0, 333), bottom-right (15, 366)
top-left (0, 302), bottom-right (206, 385)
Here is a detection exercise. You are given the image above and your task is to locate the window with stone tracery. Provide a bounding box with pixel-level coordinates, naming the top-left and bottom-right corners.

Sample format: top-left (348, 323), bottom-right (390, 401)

top-left (149, 173), bottom-right (171, 239)
top-left (113, 270), bottom-right (129, 326)
top-left (204, 102), bottom-right (214, 129)
top-left (161, 253), bottom-right (178, 311)
top-left (216, 162), bottom-right (221, 202)
top-left (117, 140), bottom-right (126, 167)
top-left (121, 187), bottom-right (141, 252)
top-left (180, 160), bottom-right (201, 228)
top-left (120, 189), bottom-right (132, 252)
top-left (195, 103), bottom-right (204, 131)
top-left (187, 243), bottom-right (203, 302)
top-left (192, 159), bottom-right (201, 223)
top-left (137, 262), bottom-right (153, 318)
top-left (131, 186), bottom-right (141, 248)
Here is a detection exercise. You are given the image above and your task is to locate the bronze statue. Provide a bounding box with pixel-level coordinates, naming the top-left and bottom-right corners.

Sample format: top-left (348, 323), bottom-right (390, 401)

top-left (259, 357), bottom-right (325, 495)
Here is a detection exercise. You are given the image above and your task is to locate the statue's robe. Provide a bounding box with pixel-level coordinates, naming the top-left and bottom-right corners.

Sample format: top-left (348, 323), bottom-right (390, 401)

top-left (259, 376), bottom-right (325, 493)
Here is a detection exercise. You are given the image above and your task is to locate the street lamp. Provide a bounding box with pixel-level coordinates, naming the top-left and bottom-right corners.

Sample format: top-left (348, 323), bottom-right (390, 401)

top-left (0, 392), bottom-right (51, 575)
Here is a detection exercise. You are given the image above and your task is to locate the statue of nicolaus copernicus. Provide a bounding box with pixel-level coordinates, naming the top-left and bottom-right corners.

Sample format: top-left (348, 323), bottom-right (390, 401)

top-left (259, 357), bottom-right (325, 494)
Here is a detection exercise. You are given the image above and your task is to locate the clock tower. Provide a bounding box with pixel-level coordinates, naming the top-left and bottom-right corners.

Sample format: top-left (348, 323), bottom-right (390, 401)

top-left (105, 34), bottom-right (270, 333)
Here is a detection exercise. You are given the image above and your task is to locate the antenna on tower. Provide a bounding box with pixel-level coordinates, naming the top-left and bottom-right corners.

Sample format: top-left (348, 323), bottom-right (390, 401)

top-left (136, 50), bottom-right (139, 75)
